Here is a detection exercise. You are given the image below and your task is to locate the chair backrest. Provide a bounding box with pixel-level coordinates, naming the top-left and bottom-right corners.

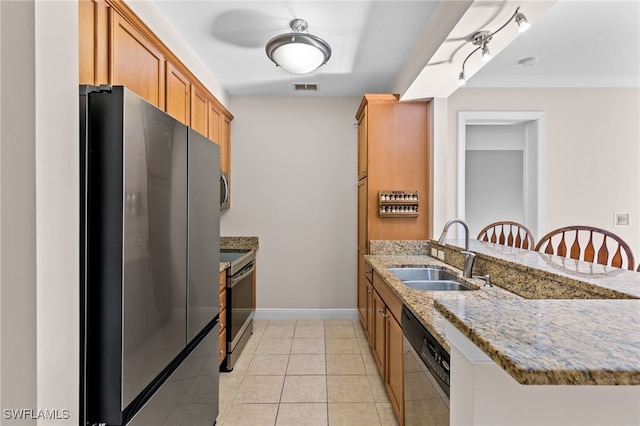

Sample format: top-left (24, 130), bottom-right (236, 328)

top-left (477, 221), bottom-right (535, 250)
top-left (534, 225), bottom-right (635, 270)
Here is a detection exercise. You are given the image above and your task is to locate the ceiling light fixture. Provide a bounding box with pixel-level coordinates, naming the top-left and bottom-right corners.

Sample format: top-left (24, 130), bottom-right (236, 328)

top-left (457, 7), bottom-right (531, 86)
top-left (265, 18), bottom-right (331, 74)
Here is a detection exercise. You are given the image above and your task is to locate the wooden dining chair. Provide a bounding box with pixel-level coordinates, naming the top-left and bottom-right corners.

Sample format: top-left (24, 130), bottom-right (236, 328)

top-left (534, 225), bottom-right (635, 270)
top-left (477, 221), bottom-right (535, 250)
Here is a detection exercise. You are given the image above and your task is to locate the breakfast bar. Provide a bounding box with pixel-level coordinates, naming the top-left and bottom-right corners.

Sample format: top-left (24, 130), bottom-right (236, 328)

top-left (366, 239), bottom-right (640, 426)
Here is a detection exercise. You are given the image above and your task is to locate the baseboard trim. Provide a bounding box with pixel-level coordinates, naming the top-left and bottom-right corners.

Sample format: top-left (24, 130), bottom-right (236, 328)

top-left (254, 308), bottom-right (359, 320)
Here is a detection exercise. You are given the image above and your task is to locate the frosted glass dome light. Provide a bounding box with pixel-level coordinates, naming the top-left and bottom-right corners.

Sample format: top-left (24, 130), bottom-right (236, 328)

top-left (266, 19), bottom-right (331, 74)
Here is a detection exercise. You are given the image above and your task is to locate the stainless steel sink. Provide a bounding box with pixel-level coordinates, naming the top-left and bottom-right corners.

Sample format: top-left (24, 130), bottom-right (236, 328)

top-left (389, 267), bottom-right (476, 291)
top-left (403, 280), bottom-right (474, 291)
top-left (389, 267), bottom-right (459, 282)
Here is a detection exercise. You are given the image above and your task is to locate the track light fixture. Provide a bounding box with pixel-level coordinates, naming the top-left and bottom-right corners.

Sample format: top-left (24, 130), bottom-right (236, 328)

top-left (458, 7), bottom-right (530, 86)
top-left (265, 18), bottom-right (331, 74)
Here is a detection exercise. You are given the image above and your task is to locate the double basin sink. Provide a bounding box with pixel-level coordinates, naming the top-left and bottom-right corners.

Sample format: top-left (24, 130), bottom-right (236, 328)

top-left (389, 267), bottom-right (475, 291)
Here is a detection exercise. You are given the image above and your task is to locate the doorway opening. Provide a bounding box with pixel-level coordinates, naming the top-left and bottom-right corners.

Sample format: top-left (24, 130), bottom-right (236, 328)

top-left (457, 111), bottom-right (545, 241)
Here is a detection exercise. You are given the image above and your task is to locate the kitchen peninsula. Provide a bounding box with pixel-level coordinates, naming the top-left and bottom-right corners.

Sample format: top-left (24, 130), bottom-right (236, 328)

top-left (366, 239), bottom-right (640, 426)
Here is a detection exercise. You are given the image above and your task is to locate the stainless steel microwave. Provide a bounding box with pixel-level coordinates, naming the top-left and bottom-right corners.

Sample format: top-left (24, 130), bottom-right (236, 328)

top-left (220, 171), bottom-right (229, 210)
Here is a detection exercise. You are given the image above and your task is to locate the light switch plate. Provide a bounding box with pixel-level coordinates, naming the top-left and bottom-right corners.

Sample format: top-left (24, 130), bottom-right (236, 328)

top-left (614, 212), bottom-right (630, 227)
top-left (431, 248), bottom-right (438, 257)
top-left (437, 250), bottom-right (445, 260)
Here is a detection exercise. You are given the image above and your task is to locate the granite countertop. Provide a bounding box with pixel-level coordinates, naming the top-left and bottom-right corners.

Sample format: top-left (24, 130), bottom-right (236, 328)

top-left (448, 239), bottom-right (640, 299)
top-left (221, 236), bottom-right (259, 251)
top-left (435, 298), bottom-right (640, 385)
top-left (364, 255), bottom-right (521, 351)
top-left (219, 236), bottom-right (259, 272)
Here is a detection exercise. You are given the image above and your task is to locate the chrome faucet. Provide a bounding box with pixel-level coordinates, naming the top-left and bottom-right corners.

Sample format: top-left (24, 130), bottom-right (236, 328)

top-left (437, 218), bottom-right (476, 278)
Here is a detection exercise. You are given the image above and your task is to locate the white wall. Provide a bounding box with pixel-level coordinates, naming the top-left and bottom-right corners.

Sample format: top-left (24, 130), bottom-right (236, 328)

top-left (221, 96), bottom-right (360, 313)
top-left (437, 87), bottom-right (640, 260)
top-left (0, 0), bottom-right (78, 423)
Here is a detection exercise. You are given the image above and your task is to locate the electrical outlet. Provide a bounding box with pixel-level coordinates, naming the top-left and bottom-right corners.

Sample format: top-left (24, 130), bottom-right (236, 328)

top-left (431, 248), bottom-right (438, 257)
top-left (437, 250), bottom-right (445, 261)
top-left (614, 212), bottom-right (630, 227)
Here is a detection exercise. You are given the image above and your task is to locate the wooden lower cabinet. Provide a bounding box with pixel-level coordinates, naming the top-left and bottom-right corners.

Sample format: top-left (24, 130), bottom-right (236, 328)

top-left (219, 270), bottom-right (227, 365)
top-left (372, 290), bottom-right (386, 375)
top-left (359, 265), bottom-right (404, 424)
top-left (386, 308), bottom-right (404, 424)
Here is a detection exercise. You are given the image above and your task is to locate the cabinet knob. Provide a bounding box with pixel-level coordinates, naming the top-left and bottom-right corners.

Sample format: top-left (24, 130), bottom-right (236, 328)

top-left (219, 350), bottom-right (224, 355)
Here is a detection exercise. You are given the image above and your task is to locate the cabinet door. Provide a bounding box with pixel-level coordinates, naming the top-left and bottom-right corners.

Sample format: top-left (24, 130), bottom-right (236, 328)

top-left (207, 101), bottom-right (222, 145)
top-left (220, 116), bottom-right (231, 174)
top-left (357, 178), bottom-right (368, 253)
top-left (386, 312), bottom-right (404, 423)
top-left (366, 280), bottom-right (374, 346)
top-left (219, 270), bottom-right (227, 365)
top-left (372, 290), bottom-right (386, 377)
top-left (357, 106), bottom-right (368, 180)
top-left (79, 0), bottom-right (96, 84)
top-left (190, 85), bottom-right (208, 137)
top-left (110, 11), bottom-right (165, 108)
top-left (357, 251), bottom-right (367, 328)
top-left (165, 62), bottom-right (190, 125)
top-left (218, 317), bottom-right (227, 365)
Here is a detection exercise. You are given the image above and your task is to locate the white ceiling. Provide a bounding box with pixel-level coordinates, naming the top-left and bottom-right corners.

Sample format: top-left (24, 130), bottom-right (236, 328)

top-left (152, 0), bottom-right (640, 98)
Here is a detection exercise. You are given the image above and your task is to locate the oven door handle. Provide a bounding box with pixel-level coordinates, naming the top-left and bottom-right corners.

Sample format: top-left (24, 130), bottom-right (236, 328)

top-left (229, 264), bottom-right (255, 288)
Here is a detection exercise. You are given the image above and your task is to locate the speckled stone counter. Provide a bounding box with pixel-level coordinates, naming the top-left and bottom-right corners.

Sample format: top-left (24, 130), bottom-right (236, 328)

top-left (364, 255), bottom-right (521, 351)
top-left (435, 298), bottom-right (640, 385)
top-left (220, 236), bottom-right (259, 251)
top-left (219, 236), bottom-right (258, 273)
top-left (440, 239), bottom-right (640, 299)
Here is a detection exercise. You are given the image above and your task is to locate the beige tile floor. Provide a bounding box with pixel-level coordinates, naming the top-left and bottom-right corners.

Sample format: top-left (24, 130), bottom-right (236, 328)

top-left (217, 319), bottom-right (401, 426)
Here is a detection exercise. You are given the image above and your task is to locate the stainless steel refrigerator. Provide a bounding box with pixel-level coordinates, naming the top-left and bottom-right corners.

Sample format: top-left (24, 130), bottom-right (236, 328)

top-left (80, 85), bottom-right (220, 426)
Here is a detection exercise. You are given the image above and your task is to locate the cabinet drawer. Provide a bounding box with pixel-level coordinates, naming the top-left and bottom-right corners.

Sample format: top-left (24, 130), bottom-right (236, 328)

top-left (219, 270), bottom-right (226, 291)
top-left (219, 307), bottom-right (226, 330)
top-left (218, 327), bottom-right (226, 365)
top-left (365, 262), bottom-right (373, 283)
top-left (372, 271), bottom-right (402, 321)
top-left (219, 289), bottom-right (226, 311)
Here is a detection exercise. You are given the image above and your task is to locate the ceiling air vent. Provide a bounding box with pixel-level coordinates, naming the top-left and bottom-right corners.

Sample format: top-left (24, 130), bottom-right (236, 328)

top-left (293, 83), bottom-right (318, 91)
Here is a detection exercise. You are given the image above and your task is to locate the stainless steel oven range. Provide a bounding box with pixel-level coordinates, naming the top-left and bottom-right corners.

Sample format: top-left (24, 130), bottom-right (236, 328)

top-left (220, 249), bottom-right (255, 371)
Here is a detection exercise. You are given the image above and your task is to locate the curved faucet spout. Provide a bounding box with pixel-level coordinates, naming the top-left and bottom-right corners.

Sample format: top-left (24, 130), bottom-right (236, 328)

top-left (438, 218), bottom-right (470, 251)
top-left (437, 218), bottom-right (475, 278)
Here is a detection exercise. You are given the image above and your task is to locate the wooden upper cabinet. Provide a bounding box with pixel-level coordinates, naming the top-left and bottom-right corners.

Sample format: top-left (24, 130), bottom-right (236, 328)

top-left (110, 11), bottom-right (165, 108)
top-left (165, 62), bottom-right (191, 125)
top-left (190, 85), bottom-right (208, 137)
top-left (357, 106), bottom-right (368, 180)
top-left (356, 94), bottom-right (430, 243)
top-left (220, 116), bottom-right (231, 174)
top-left (79, 0), bottom-right (96, 84)
top-left (208, 102), bottom-right (222, 145)
top-left (79, 0), bottom-right (109, 85)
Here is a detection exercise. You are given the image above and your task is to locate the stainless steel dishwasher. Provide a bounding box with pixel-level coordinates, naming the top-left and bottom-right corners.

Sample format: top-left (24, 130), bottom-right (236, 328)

top-left (402, 305), bottom-right (450, 426)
